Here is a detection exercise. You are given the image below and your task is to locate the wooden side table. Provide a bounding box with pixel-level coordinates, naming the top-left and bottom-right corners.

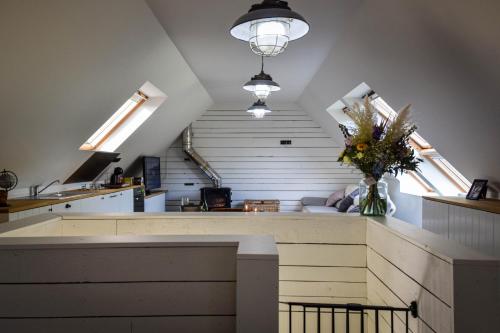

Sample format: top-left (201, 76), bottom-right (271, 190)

top-left (243, 200), bottom-right (280, 212)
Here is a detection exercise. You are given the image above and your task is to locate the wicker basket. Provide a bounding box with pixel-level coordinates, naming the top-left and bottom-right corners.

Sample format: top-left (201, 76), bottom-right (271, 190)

top-left (243, 199), bottom-right (280, 212)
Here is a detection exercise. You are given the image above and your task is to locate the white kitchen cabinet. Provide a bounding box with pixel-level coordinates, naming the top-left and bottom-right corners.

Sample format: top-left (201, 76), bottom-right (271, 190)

top-left (8, 188), bottom-right (136, 220)
top-left (120, 189), bottom-right (134, 213)
top-left (38, 205), bottom-right (54, 214)
top-left (52, 200), bottom-right (82, 213)
top-left (144, 192), bottom-right (166, 213)
top-left (80, 195), bottom-right (105, 213)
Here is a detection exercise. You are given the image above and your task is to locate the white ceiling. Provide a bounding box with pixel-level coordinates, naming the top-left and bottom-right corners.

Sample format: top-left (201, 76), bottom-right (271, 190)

top-left (146, 0), bottom-right (362, 106)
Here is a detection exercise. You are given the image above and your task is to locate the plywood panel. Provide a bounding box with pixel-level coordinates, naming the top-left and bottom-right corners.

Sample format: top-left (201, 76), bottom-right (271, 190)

top-left (0, 247), bottom-right (236, 283)
top-left (280, 266), bottom-right (366, 282)
top-left (62, 219), bottom-right (116, 236)
top-left (367, 247), bottom-right (452, 332)
top-left (0, 316), bottom-right (235, 333)
top-left (0, 282), bottom-right (235, 317)
top-left (280, 281), bottom-right (366, 298)
top-left (367, 221), bottom-right (452, 305)
top-left (116, 217), bottom-right (366, 244)
top-left (278, 244), bottom-right (366, 267)
top-left (0, 220), bottom-right (63, 237)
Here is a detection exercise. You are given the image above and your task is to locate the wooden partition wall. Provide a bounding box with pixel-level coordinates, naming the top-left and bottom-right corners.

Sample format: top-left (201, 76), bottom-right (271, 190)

top-left (0, 212), bottom-right (498, 333)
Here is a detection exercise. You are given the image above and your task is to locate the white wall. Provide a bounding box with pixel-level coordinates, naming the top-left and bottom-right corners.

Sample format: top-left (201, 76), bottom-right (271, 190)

top-left (0, 0), bottom-right (212, 190)
top-left (299, 0), bottom-right (500, 196)
top-left (162, 108), bottom-right (362, 211)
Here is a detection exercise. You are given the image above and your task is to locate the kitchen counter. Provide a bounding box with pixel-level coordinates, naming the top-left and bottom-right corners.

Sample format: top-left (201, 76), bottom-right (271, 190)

top-left (144, 190), bottom-right (167, 199)
top-left (0, 185), bottom-right (142, 214)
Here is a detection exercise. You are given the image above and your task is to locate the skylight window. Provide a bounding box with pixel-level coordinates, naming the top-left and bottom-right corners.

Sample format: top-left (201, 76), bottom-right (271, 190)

top-left (327, 82), bottom-right (471, 196)
top-left (80, 82), bottom-right (167, 152)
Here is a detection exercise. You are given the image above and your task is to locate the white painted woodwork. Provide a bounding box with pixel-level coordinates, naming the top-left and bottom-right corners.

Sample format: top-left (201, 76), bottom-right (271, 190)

top-left (0, 317), bottom-right (235, 333)
top-left (0, 213), bottom-right (498, 333)
top-left (163, 109), bottom-right (361, 211)
top-left (0, 247), bottom-right (236, 283)
top-left (423, 198), bottom-right (500, 257)
top-left (367, 216), bottom-right (499, 333)
top-left (0, 282), bottom-right (236, 317)
top-left (0, 233), bottom-right (277, 333)
top-left (144, 192), bottom-right (166, 212)
top-left (52, 200), bottom-right (82, 213)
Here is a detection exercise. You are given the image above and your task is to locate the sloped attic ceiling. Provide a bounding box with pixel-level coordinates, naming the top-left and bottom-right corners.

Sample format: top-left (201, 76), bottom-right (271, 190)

top-left (0, 0), bottom-right (212, 188)
top-left (298, 0), bottom-right (500, 194)
top-left (146, 0), bottom-right (363, 107)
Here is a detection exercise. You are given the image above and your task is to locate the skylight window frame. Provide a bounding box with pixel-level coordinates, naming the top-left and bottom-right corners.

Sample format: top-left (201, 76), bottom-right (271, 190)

top-left (80, 91), bottom-right (150, 152)
top-left (367, 93), bottom-right (471, 193)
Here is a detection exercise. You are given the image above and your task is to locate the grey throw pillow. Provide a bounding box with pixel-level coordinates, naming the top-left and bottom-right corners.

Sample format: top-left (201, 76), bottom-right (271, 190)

top-left (325, 189), bottom-right (345, 207)
top-left (301, 197), bottom-right (327, 206)
top-left (338, 188), bottom-right (360, 212)
top-left (337, 196), bottom-right (354, 212)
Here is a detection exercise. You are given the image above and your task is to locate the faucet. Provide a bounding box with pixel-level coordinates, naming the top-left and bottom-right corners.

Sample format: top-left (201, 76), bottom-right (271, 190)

top-left (30, 179), bottom-right (60, 197)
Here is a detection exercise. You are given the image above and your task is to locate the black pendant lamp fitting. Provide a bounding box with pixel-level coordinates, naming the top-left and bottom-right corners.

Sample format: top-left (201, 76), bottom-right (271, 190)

top-left (230, 0), bottom-right (309, 57)
top-left (247, 99), bottom-right (271, 119)
top-left (243, 56), bottom-right (280, 100)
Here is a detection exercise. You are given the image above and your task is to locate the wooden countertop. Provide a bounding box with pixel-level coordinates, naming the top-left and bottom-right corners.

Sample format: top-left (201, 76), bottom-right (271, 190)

top-left (144, 190), bottom-right (167, 199)
top-left (0, 186), bottom-right (142, 214)
top-left (424, 196), bottom-right (500, 215)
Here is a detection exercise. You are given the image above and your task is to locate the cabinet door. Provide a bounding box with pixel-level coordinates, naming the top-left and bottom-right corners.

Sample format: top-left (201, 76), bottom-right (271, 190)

top-left (144, 193), bottom-right (165, 213)
top-left (39, 205), bottom-right (54, 214)
top-left (17, 208), bottom-right (40, 219)
top-left (80, 196), bottom-right (105, 213)
top-left (106, 194), bottom-right (120, 212)
top-left (52, 200), bottom-right (82, 213)
top-left (119, 189), bottom-right (134, 213)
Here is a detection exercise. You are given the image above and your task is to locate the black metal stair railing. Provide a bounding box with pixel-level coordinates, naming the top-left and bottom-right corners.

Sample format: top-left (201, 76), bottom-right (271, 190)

top-left (282, 301), bottom-right (418, 333)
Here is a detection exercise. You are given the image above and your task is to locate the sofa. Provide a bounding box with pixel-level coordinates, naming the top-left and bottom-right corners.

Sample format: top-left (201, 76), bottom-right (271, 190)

top-left (301, 185), bottom-right (360, 214)
top-left (301, 183), bottom-right (396, 216)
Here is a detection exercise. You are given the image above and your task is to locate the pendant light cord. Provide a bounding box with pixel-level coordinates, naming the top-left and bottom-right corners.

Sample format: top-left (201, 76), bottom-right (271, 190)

top-left (261, 56), bottom-right (264, 73)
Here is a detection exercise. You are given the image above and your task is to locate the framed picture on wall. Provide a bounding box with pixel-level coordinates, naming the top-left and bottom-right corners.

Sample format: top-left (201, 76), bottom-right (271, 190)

top-left (466, 179), bottom-right (488, 200)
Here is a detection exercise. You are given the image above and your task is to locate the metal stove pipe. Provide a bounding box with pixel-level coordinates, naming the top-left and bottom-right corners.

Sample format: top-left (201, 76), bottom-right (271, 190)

top-left (182, 124), bottom-right (221, 188)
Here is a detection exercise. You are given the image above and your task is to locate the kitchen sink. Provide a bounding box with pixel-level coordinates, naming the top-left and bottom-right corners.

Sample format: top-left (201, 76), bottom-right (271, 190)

top-left (31, 190), bottom-right (94, 200)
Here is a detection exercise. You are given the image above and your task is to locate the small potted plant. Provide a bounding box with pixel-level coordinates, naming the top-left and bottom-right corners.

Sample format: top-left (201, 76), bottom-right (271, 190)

top-left (338, 98), bottom-right (422, 216)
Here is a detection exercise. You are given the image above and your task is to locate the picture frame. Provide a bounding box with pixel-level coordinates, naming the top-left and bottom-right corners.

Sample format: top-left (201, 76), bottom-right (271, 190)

top-left (466, 179), bottom-right (488, 200)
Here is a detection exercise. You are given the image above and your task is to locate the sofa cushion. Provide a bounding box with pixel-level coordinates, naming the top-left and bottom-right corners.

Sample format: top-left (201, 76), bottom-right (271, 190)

top-left (338, 188), bottom-right (359, 212)
top-left (347, 205), bottom-right (360, 213)
top-left (301, 197), bottom-right (327, 206)
top-left (325, 189), bottom-right (345, 207)
top-left (302, 206), bottom-right (340, 213)
top-left (344, 184), bottom-right (359, 197)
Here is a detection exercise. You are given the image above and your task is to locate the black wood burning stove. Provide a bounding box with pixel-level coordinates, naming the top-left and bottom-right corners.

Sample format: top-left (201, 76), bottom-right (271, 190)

top-left (200, 187), bottom-right (231, 210)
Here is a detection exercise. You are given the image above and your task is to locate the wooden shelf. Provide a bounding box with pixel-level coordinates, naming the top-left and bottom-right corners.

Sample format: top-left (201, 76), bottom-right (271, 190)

top-left (423, 196), bottom-right (500, 215)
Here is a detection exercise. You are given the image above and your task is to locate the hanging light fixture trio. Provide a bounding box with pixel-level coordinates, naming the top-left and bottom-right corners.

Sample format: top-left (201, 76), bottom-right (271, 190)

top-left (230, 0), bottom-right (309, 118)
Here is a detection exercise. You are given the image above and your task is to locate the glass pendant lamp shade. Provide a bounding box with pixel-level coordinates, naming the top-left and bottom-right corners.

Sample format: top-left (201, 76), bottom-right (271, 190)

top-left (230, 0), bottom-right (309, 57)
top-left (247, 100), bottom-right (271, 119)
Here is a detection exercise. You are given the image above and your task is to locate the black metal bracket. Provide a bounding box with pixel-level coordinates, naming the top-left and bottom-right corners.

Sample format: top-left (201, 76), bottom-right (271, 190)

top-left (409, 301), bottom-right (418, 318)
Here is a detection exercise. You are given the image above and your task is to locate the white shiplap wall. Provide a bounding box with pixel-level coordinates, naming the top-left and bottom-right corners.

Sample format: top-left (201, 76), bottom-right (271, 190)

top-left (163, 109), bottom-right (362, 211)
top-left (422, 198), bottom-right (500, 258)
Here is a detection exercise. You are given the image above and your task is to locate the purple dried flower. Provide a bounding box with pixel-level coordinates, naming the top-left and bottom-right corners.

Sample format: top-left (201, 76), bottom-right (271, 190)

top-left (372, 125), bottom-right (384, 141)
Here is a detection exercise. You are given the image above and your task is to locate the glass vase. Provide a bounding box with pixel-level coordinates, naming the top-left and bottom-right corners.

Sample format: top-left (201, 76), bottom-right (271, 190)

top-left (359, 178), bottom-right (388, 216)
